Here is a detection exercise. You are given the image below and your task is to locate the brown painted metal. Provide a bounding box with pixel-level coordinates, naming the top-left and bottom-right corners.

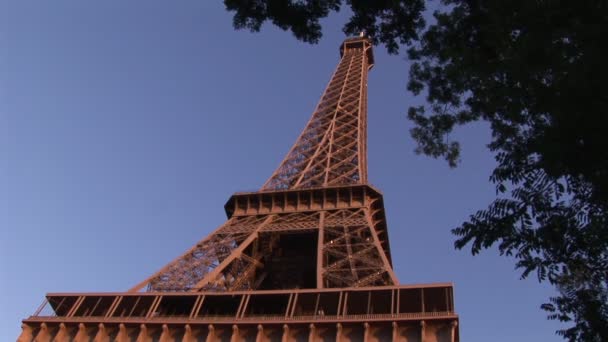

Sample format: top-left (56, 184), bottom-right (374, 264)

top-left (19, 36), bottom-right (459, 341)
top-left (130, 37), bottom-right (395, 292)
top-left (21, 320), bottom-right (460, 341)
top-left (23, 285), bottom-right (457, 340)
top-left (263, 37), bottom-right (372, 190)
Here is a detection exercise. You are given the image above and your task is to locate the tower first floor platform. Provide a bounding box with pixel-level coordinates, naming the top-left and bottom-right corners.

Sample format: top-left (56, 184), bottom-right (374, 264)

top-left (19, 283), bottom-right (458, 342)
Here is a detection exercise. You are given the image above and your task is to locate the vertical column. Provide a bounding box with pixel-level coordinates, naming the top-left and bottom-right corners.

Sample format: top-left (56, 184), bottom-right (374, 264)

top-left (206, 325), bottom-right (217, 342)
top-left (16, 323), bottom-right (33, 342)
top-left (159, 324), bottom-right (173, 342)
top-left (420, 321), bottom-right (426, 342)
top-left (445, 288), bottom-right (450, 313)
top-left (396, 290), bottom-right (400, 315)
top-left (450, 321), bottom-right (458, 342)
top-left (357, 42), bottom-right (369, 183)
top-left (116, 324), bottom-right (130, 342)
top-left (230, 325), bottom-right (240, 342)
top-left (54, 323), bottom-right (70, 341)
top-left (182, 324), bottom-right (197, 342)
top-left (74, 323), bottom-right (89, 342)
top-left (335, 323), bottom-right (343, 342)
top-left (136, 324), bottom-right (153, 342)
top-left (33, 323), bottom-right (52, 342)
top-left (421, 289), bottom-right (425, 313)
top-left (363, 323), bottom-right (370, 342)
top-left (308, 324), bottom-right (317, 342)
top-left (93, 323), bottom-right (110, 342)
top-left (255, 325), bottom-right (264, 342)
top-left (391, 322), bottom-right (399, 342)
top-left (281, 325), bottom-right (290, 342)
top-left (317, 212), bottom-right (326, 288)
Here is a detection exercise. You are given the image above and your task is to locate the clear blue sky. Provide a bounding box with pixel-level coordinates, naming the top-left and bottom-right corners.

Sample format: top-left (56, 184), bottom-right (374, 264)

top-left (1, 1), bottom-right (562, 341)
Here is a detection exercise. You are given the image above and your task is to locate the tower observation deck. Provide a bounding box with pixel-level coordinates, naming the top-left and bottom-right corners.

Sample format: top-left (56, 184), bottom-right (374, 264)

top-left (18, 36), bottom-right (459, 342)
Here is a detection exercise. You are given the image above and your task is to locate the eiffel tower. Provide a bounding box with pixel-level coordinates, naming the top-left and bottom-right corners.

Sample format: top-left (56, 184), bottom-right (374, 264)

top-left (18, 36), bottom-right (459, 342)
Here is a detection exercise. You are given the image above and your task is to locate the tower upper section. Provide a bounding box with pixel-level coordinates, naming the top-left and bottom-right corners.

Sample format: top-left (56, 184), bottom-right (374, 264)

top-left (262, 37), bottom-right (374, 191)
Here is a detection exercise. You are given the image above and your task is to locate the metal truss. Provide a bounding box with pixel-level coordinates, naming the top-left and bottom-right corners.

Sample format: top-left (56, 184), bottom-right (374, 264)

top-left (132, 206), bottom-right (396, 292)
top-left (129, 37), bottom-right (398, 293)
top-left (321, 208), bottom-right (395, 288)
top-left (20, 36), bottom-right (462, 342)
top-left (262, 38), bottom-right (373, 191)
top-left (22, 285), bottom-right (459, 342)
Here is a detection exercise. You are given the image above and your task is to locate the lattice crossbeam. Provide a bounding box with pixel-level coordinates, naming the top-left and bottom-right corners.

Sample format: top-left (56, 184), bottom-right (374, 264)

top-left (262, 41), bottom-right (372, 190)
top-left (132, 204), bottom-right (396, 292)
top-left (130, 37), bottom-right (398, 293)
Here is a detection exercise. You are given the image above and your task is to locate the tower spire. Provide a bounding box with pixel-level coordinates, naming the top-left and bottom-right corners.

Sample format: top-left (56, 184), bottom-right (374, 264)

top-left (262, 36), bottom-right (374, 190)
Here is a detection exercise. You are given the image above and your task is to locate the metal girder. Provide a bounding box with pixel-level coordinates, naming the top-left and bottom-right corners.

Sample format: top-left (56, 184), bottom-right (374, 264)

top-left (19, 36), bottom-right (463, 342)
top-left (131, 37), bottom-right (398, 293)
top-left (132, 205), bottom-right (396, 292)
top-left (262, 39), bottom-right (372, 190)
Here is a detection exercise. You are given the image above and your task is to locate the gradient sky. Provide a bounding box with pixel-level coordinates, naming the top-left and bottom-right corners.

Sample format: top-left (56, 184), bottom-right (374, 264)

top-left (1, 1), bottom-right (563, 341)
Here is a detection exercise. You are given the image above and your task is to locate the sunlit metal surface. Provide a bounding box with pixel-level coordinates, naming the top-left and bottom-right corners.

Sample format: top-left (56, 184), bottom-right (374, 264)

top-left (18, 36), bottom-right (459, 342)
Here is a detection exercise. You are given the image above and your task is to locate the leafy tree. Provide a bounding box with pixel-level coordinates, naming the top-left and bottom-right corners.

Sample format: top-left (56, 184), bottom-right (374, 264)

top-left (223, 0), bottom-right (608, 340)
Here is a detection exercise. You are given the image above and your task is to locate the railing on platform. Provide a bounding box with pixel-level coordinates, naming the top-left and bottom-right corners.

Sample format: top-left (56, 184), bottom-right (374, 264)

top-left (29, 284), bottom-right (456, 323)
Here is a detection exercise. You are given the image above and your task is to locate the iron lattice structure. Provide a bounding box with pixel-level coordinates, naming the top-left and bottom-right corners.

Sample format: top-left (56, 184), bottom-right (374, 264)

top-left (262, 37), bottom-right (370, 190)
top-left (129, 36), bottom-right (396, 293)
top-left (19, 36), bottom-right (459, 342)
